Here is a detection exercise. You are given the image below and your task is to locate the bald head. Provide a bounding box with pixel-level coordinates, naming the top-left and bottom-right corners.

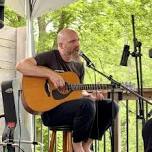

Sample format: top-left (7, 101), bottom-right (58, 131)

top-left (57, 28), bottom-right (78, 44)
top-left (56, 28), bottom-right (80, 62)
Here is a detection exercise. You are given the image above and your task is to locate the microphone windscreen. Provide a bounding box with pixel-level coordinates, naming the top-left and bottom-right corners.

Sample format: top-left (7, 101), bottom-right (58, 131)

top-left (120, 45), bottom-right (130, 66)
top-left (149, 48), bottom-right (152, 58)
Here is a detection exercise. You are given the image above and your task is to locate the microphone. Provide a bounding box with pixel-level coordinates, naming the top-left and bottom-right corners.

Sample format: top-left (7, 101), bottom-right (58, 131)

top-left (149, 48), bottom-right (152, 58)
top-left (79, 51), bottom-right (95, 67)
top-left (0, 0), bottom-right (5, 29)
top-left (120, 45), bottom-right (130, 66)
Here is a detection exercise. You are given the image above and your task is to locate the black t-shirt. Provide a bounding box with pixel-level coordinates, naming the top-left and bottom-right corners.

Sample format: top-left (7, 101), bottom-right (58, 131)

top-left (34, 50), bottom-right (84, 83)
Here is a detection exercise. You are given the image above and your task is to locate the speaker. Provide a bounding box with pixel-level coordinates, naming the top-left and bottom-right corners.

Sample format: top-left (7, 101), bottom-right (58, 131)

top-left (0, 0), bottom-right (5, 29)
top-left (1, 80), bottom-right (17, 124)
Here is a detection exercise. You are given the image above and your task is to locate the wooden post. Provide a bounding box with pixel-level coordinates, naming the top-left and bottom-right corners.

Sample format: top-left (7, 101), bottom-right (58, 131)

top-left (114, 107), bottom-right (121, 152)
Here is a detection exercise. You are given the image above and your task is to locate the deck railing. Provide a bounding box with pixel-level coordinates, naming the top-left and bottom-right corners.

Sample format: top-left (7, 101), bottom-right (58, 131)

top-left (0, 88), bottom-right (152, 152)
top-left (34, 88), bottom-right (152, 152)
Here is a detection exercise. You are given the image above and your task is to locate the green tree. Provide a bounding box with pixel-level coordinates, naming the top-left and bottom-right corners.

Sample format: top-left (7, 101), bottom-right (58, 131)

top-left (5, 0), bottom-right (152, 151)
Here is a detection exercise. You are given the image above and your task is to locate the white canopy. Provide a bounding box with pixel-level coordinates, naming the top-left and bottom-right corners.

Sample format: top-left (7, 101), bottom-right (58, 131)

top-left (5, 0), bottom-right (75, 18)
top-left (5, 0), bottom-right (76, 57)
top-left (2, 1), bottom-right (76, 151)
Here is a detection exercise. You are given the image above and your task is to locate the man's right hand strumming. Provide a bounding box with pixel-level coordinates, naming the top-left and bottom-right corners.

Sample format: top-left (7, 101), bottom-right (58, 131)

top-left (16, 57), bottom-right (65, 89)
top-left (48, 71), bottom-right (65, 89)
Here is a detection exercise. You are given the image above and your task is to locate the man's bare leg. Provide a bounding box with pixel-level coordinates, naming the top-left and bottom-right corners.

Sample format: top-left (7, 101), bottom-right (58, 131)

top-left (82, 138), bottom-right (93, 152)
top-left (73, 142), bottom-right (85, 152)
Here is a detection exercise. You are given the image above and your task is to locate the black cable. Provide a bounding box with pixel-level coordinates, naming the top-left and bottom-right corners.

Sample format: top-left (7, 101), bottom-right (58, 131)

top-left (93, 67), bottom-right (100, 152)
top-left (98, 57), bottom-right (106, 74)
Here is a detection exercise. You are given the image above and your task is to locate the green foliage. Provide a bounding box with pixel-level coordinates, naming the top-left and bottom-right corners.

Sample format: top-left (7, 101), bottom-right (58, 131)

top-left (36, 1), bottom-right (152, 150)
top-left (5, 0), bottom-right (152, 151)
top-left (5, 7), bottom-right (25, 27)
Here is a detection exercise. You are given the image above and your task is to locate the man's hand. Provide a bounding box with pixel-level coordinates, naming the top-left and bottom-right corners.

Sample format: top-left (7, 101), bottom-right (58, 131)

top-left (48, 71), bottom-right (65, 89)
top-left (82, 90), bottom-right (107, 101)
top-left (90, 91), bottom-right (105, 101)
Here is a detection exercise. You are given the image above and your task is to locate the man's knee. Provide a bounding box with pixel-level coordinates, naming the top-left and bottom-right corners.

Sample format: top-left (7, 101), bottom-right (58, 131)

top-left (103, 99), bottom-right (119, 119)
top-left (80, 99), bottom-right (96, 118)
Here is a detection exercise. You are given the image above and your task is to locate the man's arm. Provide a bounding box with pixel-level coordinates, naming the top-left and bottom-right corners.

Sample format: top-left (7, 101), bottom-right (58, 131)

top-left (16, 57), bottom-right (50, 77)
top-left (16, 57), bottom-right (65, 88)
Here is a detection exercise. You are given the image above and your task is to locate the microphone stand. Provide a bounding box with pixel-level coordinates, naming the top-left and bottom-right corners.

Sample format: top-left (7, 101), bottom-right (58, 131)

top-left (83, 57), bottom-right (151, 152)
top-left (131, 15), bottom-right (145, 124)
top-left (85, 62), bottom-right (150, 105)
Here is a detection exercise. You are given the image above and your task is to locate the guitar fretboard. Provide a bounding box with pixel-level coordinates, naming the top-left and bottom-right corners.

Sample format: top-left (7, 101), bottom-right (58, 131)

top-left (67, 84), bottom-right (116, 91)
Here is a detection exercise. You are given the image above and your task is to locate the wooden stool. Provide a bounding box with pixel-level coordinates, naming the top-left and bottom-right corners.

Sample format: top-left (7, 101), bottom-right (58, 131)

top-left (49, 125), bottom-right (73, 152)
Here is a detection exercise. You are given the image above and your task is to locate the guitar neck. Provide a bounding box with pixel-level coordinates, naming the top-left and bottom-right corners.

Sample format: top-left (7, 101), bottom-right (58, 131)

top-left (68, 84), bottom-right (115, 91)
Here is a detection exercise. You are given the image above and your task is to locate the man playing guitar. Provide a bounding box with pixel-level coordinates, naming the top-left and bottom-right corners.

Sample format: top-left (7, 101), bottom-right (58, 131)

top-left (16, 28), bottom-right (119, 152)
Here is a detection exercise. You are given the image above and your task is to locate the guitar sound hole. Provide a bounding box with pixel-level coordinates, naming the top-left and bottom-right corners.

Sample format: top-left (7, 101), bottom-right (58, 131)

top-left (44, 80), bottom-right (50, 97)
top-left (44, 80), bottom-right (71, 100)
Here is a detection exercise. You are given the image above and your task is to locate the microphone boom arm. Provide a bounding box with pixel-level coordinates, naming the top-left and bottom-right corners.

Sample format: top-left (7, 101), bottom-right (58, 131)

top-left (79, 51), bottom-right (95, 68)
top-left (80, 51), bottom-right (151, 105)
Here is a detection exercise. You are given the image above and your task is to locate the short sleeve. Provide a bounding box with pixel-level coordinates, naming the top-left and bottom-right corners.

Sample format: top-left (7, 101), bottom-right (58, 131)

top-left (34, 51), bottom-right (51, 66)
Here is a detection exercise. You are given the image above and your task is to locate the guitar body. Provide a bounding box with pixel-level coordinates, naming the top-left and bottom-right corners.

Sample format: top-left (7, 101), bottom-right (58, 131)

top-left (22, 72), bottom-right (81, 114)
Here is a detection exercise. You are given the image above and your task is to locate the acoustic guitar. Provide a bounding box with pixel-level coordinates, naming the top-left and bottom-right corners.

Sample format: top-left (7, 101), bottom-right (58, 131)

top-left (22, 71), bottom-right (117, 114)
